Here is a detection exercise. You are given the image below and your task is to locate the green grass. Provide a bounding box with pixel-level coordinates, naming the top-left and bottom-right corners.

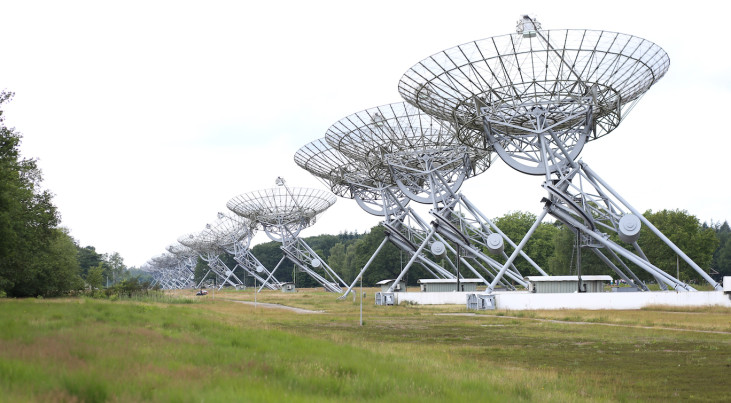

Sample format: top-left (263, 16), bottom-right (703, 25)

top-left (0, 290), bottom-right (729, 402)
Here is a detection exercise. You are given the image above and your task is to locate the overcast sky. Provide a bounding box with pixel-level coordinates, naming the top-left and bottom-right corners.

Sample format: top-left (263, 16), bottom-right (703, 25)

top-left (2, 1), bottom-right (730, 267)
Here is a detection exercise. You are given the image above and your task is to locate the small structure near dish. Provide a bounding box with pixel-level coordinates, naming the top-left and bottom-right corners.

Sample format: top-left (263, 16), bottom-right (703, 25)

top-left (418, 278), bottom-right (482, 292)
top-left (281, 282), bottom-right (297, 293)
top-left (525, 276), bottom-right (612, 294)
top-left (376, 279), bottom-right (406, 292)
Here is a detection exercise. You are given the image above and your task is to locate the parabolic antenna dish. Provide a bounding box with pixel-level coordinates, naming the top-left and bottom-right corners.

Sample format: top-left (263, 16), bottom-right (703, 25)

top-left (227, 186), bottom-right (336, 239)
top-left (295, 137), bottom-right (412, 216)
top-left (294, 137), bottom-right (382, 199)
top-left (326, 102), bottom-right (491, 203)
top-left (326, 102), bottom-right (490, 174)
top-left (399, 19), bottom-right (669, 175)
top-left (205, 212), bottom-right (254, 250)
top-left (177, 231), bottom-right (222, 254)
top-left (151, 253), bottom-right (178, 269)
top-left (166, 244), bottom-right (196, 258)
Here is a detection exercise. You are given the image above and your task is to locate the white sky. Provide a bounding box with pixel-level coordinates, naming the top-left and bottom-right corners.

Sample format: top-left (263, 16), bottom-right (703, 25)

top-left (2, 1), bottom-right (729, 267)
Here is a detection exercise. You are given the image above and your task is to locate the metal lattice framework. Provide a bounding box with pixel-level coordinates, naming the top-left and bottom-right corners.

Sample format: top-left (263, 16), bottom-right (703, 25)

top-left (294, 136), bottom-right (403, 215)
top-left (178, 227), bottom-right (244, 290)
top-left (399, 17), bottom-right (669, 176)
top-left (399, 16), bottom-right (720, 292)
top-left (165, 244), bottom-right (197, 288)
top-left (206, 212), bottom-right (281, 290)
top-left (296, 137), bottom-right (467, 298)
top-left (324, 102), bottom-right (546, 295)
top-left (227, 184), bottom-right (335, 241)
top-left (227, 178), bottom-right (346, 292)
top-left (325, 102), bottom-right (491, 203)
top-left (146, 252), bottom-right (192, 289)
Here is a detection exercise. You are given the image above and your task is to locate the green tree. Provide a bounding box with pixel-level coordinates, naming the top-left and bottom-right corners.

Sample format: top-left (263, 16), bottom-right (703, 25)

top-left (0, 91), bottom-right (79, 297)
top-left (106, 251), bottom-right (127, 285)
top-left (76, 245), bottom-right (105, 278)
top-left (193, 257), bottom-right (207, 286)
top-left (637, 209), bottom-right (718, 283)
top-left (87, 263), bottom-right (105, 291)
top-left (492, 211), bottom-right (559, 276)
top-left (39, 228), bottom-right (84, 296)
top-left (328, 242), bottom-right (350, 281)
top-left (548, 223), bottom-right (609, 276)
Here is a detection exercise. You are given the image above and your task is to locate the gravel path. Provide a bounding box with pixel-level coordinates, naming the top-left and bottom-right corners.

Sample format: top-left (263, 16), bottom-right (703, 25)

top-left (228, 299), bottom-right (323, 314)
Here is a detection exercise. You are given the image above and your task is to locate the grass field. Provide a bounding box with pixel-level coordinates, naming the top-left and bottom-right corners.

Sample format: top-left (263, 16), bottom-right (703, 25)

top-left (0, 289), bottom-right (729, 402)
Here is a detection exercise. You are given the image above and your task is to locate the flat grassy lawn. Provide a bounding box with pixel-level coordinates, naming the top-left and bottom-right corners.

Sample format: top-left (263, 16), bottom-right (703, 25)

top-left (0, 290), bottom-right (729, 402)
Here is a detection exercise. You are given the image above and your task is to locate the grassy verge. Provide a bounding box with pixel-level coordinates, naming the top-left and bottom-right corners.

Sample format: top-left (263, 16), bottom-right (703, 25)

top-left (0, 290), bottom-right (729, 402)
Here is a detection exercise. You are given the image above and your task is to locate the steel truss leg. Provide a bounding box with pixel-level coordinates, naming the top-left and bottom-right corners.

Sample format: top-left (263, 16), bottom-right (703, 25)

top-left (345, 209), bottom-right (461, 298)
top-left (258, 256), bottom-right (287, 292)
top-left (280, 238), bottom-right (345, 293)
top-left (580, 162), bottom-right (720, 290)
top-left (546, 161), bottom-right (707, 291)
top-left (233, 250), bottom-right (280, 290)
top-left (203, 255), bottom-right (243, 290)
top-left (340, 237), bottom-right (389, 299)
top-left (386, 227), bottom-right (438, 292)
top-left (488, 208), bottom-right (551, 293)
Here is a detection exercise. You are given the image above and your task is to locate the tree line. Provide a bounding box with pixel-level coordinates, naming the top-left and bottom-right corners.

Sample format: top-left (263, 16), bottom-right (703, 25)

top-left (0, 91), bottom-right (136, 298)
top-left (238, 210), bottom-right (728, 289)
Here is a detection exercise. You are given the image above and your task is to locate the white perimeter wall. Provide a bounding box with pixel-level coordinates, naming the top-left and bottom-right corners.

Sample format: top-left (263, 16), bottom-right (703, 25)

top-left (494, 291), bottom-right (731, 310)
top-left (386, 292), bottom-right (474, 305)
top-left (389, 291), bottom-right (731, 310)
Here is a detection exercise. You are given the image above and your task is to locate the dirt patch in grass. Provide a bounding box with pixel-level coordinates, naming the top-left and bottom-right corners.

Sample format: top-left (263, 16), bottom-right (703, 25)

top-left (0, 334), bottom-right (90, 370)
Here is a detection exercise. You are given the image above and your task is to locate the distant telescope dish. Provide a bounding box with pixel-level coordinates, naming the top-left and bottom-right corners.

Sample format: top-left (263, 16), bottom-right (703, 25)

top-left (325, 102), bottom-right (491, 203)
top-left (295, 137), bottom-right (411, 216)
top-left (227, 186), bottom-right (336, 240)
top-left (227, 179), bottom-right (345, 293)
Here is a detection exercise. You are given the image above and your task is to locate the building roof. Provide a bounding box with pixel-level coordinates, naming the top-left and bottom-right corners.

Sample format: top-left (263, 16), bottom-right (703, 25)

top-left (525, 275), bottom-right (613, 282)
top-left (417, 278), bottom-right (484, 284)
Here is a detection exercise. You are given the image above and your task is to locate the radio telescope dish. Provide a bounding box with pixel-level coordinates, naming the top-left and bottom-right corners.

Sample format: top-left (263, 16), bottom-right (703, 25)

top-left (205, 212), bottom-right (255, 251)
top-left (178, 229), bottom-right (244, 290)
top-left (294, 136), bottom-right (381, 199)
top-left (165, 244), bottom-right (197, 288)
top-left (227, 179), bottom-right (346, 293)
top-left (296, 136), bottom-right (468, 298)
top-left (166, 243), bottom-right (196, 258)
top-left (295, 137), bottom-right (411, 216)
top-left (325, 102), bottom-right (491, 202)
top-left (399, 16), bottom-right (720, 292)
top-left (399, 16), bottom-right (669, 175)
top-left (325, 102), bottom-right (543, 293)
top-left (147, 253), bottom-right (188, 289)
top-left (178, 232), bottom-right (217, 254)
top-left (206, 212), bottom-right (281, 290)
top-left (227, 184), bottom-right (336, 241)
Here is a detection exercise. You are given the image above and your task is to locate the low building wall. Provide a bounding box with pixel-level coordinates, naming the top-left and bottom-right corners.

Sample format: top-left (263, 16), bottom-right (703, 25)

top-left (382, 291), bottom-right (475, 305)
top-left (491, 290), bottom-right (731, 310)
top-left (383, 290), bottom-right (731, 309)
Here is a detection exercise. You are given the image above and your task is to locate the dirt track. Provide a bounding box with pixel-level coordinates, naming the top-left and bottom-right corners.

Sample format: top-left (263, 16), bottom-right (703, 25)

top-left (228, 299), bottom-right (323, 314)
